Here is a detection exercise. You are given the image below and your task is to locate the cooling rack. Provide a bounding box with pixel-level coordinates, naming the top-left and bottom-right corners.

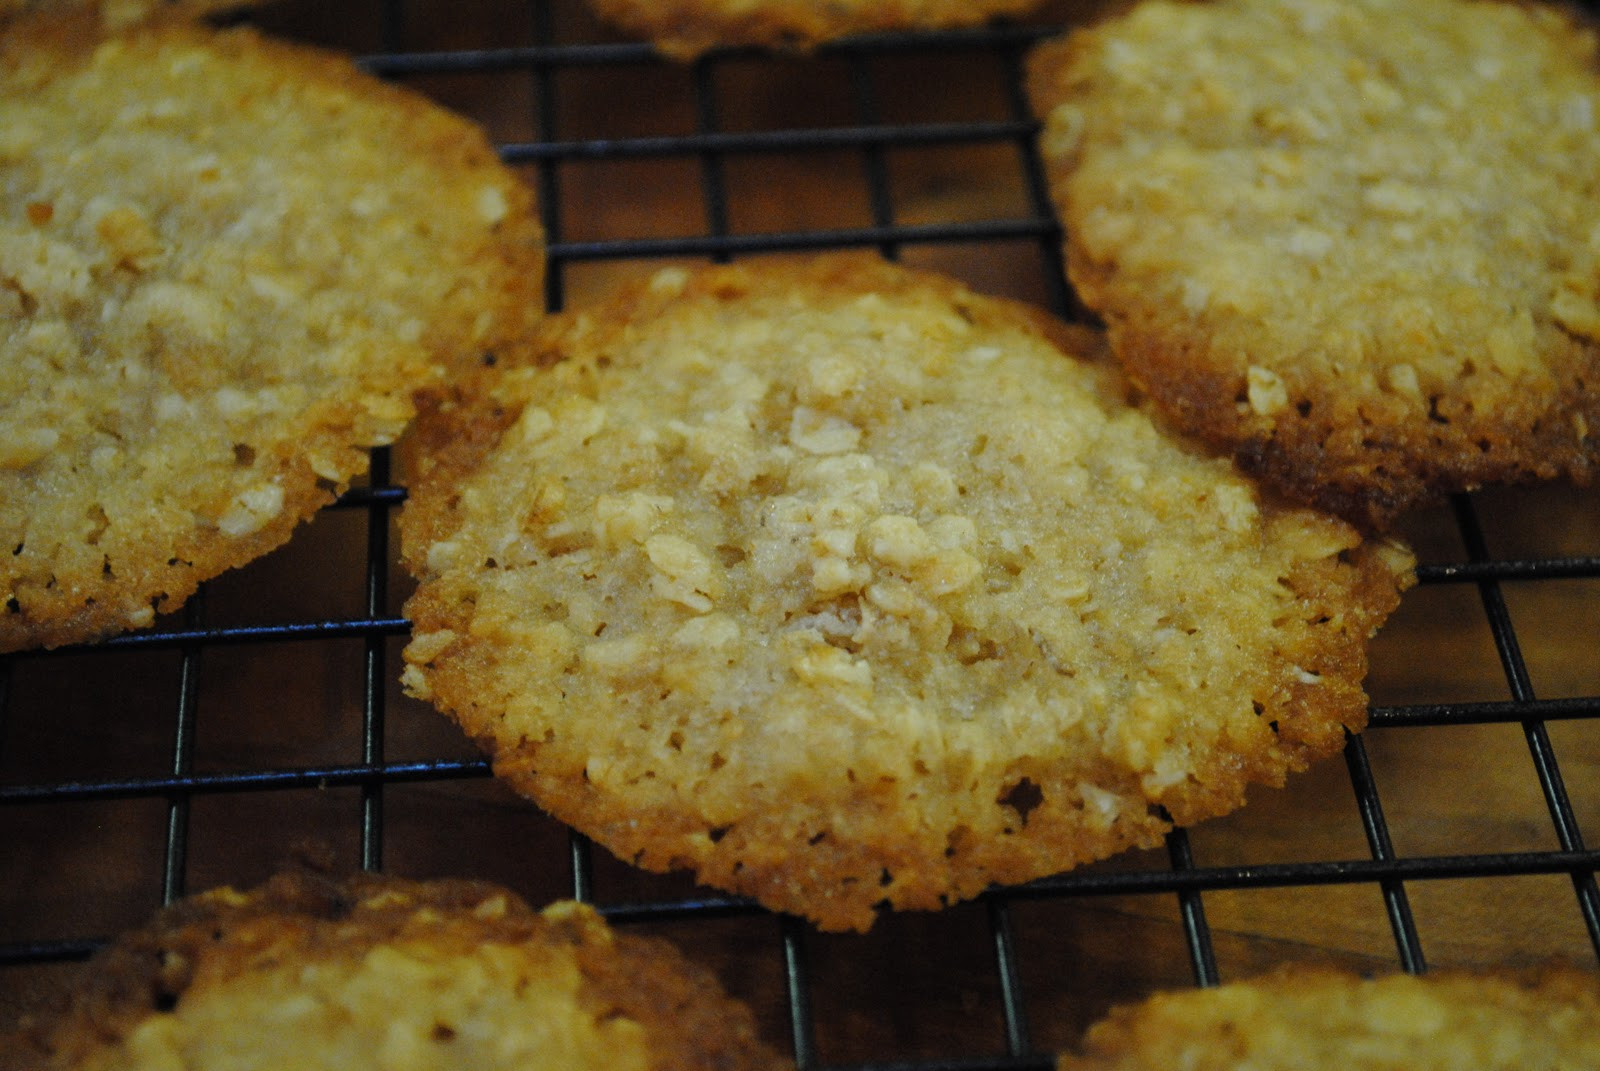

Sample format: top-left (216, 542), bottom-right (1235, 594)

top-left (3, 1), bottom-right (1599, 1067)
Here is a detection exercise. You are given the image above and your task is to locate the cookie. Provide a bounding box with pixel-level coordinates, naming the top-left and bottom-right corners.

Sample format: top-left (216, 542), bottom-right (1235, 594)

top-left (1028, 0), bottom-right (1600, 528)
top-left (5, 872), bottom-right (789, 1071)
top-left (399, 254), bottom-right (1413, 932)
top-left (0, 1), bottom-right (252, 29)
top-left (587, 0), bottom-right (1048, 58)
top-left (1063, 964), bottom-right (1600, 1070)
top-left (0, 19), bottom-right (543, 652)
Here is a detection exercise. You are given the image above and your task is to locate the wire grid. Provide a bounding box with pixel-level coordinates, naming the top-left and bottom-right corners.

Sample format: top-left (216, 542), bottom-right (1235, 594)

top-left (3, 2), bottom-right (1600, 1067)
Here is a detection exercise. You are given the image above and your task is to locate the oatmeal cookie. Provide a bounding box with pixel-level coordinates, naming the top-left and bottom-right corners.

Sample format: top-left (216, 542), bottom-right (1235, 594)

top-left (1029, 0), bottom-right (1600, 528)
top-left (0, 1), bottom-right (252, 29)
top-left (400, 254), bottom-right (1413, 932)
top-left (1063, 964), bottom-right (1600, 1070)
top-left (587, 0), bottom-right (1048, 58)
top-left (0, 19), bottom-right (543, 652)
top-left (5, 872), bottom-right (788, 1071)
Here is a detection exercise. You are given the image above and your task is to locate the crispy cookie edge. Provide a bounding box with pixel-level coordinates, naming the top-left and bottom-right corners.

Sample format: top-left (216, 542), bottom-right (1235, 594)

top-left (587, 0), bottom-right (1049, 58)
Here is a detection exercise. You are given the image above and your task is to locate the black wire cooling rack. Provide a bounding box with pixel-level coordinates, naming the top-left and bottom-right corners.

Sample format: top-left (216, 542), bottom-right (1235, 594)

top-left (4, 2), bottom-right (1600, 1067)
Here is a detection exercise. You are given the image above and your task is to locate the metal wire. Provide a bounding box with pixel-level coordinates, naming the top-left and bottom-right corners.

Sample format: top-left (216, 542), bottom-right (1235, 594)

top-left (2, 5), bottom-right (1599, 1069)
top-left (359, 447), bottom-right (393, 874)
top-left (1342, 733), bottom-right (1427, 974)
top-left (1165, 829), bottom-right (1221, 987)
top-left (1450, 495), bottom-right (1600, 961)
top-left (160, 593), bottom-right (204, 906)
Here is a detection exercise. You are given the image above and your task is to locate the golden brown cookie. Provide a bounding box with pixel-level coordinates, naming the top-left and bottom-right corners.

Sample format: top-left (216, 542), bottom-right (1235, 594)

top-left (0, 19), bottom-right (543, 652)
top-left (0, 1), bottom-right (253, 29)
top-left (5, 872), bottom-right (790, 1071)
top-left (1029, 0), bottom-right (1600, 529)
top-left (399, 254), bottom-right (1413, 932)
top-left (1063, 964), bottom-right (1600, 1070)
top-left (587, 0), bottom-right (1048, 58)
